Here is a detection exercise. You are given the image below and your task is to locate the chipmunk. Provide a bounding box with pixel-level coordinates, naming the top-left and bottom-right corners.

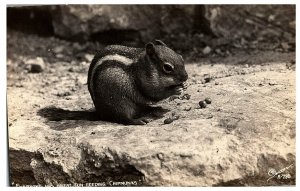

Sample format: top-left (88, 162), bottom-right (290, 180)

top-left (87, 40), bottom-right (188, 125)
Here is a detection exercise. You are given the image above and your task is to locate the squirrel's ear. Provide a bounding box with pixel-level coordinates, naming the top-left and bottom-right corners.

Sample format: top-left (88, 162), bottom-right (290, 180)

top-left (146, 42), bottom-right (156, 56)
top-left (154, 39), bottom-right (167, 46)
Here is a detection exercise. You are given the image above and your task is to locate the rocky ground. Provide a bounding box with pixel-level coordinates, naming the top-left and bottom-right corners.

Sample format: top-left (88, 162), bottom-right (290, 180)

top-left (7, 29), bottom-right (295, 186)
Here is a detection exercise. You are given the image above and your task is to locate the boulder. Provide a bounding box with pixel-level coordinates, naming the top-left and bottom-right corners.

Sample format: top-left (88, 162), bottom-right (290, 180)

top-left (8, 63), bottom-right (295, 186)
top-left (51, 5), bottom-right (199, 44)
top-left (206, 5), bottom-right (295, 41)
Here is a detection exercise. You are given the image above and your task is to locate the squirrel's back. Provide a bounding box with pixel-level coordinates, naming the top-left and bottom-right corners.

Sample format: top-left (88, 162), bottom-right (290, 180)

top-left (88, 45), bottom-right (142, 78)
top-left (87, 45), bottom-right (143, 100)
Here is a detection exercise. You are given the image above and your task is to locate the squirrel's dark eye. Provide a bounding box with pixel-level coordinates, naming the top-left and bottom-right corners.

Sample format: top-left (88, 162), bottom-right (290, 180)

top-left (163, 63), bottom-right (174, 73)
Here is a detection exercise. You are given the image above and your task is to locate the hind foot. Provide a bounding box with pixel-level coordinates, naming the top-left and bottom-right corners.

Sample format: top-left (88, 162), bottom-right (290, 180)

top-left (127, 117), bottom-right (152, 125)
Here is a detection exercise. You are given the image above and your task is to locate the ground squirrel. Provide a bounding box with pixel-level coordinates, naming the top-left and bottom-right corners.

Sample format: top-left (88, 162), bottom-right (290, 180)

top-left (88, 40), bottom-right (188, 125)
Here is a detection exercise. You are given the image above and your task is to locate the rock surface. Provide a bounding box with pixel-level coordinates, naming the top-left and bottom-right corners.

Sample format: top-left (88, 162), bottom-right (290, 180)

top-left (7, 25), bottom-right (295, 186)
top-left (8, 61), bottom-right (295, 186)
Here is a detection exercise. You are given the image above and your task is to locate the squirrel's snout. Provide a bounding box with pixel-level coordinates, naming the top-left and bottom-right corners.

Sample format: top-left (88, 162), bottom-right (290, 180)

top-left (180, 72), bottom-right (188, 82)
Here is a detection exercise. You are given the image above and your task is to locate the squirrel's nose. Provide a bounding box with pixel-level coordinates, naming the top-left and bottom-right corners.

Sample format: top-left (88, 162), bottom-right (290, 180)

top-left (180, 71), bottom-right (188, 82)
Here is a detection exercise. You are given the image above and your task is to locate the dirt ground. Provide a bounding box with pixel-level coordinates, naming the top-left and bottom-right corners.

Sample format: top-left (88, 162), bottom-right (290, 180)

top-left (7, 29), bottom-right (295, 186)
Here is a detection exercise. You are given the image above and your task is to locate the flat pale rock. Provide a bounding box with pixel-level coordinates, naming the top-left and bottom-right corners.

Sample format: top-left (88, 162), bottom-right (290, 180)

top-left (8, 63), bottom-right (295, 186)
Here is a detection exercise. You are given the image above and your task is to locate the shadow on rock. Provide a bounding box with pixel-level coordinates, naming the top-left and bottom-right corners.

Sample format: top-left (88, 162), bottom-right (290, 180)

top-left (37, 106), bottom-right (168, 130)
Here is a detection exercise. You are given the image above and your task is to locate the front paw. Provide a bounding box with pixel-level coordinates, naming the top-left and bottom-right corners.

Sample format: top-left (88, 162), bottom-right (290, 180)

top-left (182, 82), bottom-right (188, 90)
top-left (174, 86), bottom-right (183, 95)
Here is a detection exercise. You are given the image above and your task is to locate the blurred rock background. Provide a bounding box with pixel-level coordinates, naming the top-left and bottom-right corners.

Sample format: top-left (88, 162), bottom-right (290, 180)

top-left (7, 5), bottom-right (295, 59)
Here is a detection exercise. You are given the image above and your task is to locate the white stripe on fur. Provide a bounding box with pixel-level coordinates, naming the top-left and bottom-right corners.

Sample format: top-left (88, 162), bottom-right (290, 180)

top-left (90, 54), bottom-right (134, 102)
